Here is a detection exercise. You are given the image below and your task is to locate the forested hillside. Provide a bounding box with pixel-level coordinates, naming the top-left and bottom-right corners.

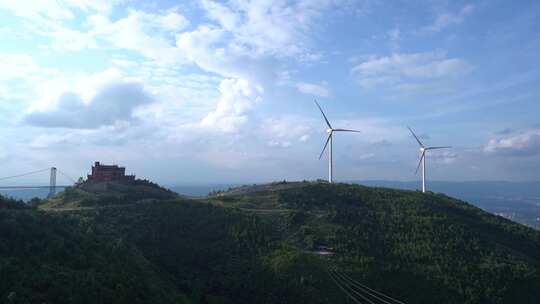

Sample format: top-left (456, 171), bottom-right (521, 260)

top-left (211, 182), bottom-right (540, 303)
top-left (1, 182), bottom-right (539, 303)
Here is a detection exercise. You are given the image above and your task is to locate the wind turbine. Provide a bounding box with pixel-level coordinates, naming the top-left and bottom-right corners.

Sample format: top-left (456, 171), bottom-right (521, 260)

top-left (408, 126), bottom-right (451, 193)
top-left (315, 100), bottom-right (361, 183)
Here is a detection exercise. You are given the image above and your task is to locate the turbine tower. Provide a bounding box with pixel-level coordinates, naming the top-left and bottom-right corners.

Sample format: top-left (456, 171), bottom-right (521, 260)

top-left (408, 127), bottom-right (451, 193)
top-left (315, 100), bottom-right (360, 183)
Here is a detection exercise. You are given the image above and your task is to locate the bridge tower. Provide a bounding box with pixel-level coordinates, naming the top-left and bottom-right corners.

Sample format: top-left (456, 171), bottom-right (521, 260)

top-left (48, 167), bottom-right (57, 198)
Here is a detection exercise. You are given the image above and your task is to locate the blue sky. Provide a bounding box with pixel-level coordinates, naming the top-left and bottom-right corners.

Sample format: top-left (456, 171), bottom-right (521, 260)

top-left (0, 0), bottom-right (539, 185)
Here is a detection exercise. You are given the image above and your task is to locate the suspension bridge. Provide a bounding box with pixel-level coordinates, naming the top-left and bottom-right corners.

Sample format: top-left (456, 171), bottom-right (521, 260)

top-left (0, 167), bottom-right (77, 198)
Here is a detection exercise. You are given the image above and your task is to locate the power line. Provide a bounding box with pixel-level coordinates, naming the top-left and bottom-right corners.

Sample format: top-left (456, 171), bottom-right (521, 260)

top-left (338, 270), bottom-right (406, 304)
top-left (327, 269), bottom-right (364, 304)
top-left (334, 268), bottom-right (406, 304)
top-left (333, 270), bottom-right (400, 304)
top-left (329, 269), bottom-right (376, 304)
top-left (332, 269), bottom-right (382, 304)
top-left (333, 271), bottom-right (391, 304)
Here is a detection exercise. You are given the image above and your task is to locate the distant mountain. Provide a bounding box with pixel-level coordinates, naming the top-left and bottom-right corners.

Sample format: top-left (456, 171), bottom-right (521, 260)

top-left (1, 181), bottom-right (539, 303)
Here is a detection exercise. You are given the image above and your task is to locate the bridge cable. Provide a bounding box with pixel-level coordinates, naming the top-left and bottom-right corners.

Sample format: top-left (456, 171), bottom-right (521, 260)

top-left (57, 169), bottom-right (77, 184)
top-left (0, 168), bottom-right (51, 182)
top-left (334, 268), bottom-right (406, 304)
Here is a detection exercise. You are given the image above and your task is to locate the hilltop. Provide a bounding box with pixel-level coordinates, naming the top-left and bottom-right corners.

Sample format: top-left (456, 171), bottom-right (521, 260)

top-left (1, 181), bottom-right (539, 303)
top-left (40, 179), bottom-right (178, 209)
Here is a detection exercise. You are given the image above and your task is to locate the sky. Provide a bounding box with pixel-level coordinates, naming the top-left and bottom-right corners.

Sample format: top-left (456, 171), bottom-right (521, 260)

top-left (0, 0), bottom-right (539, 185)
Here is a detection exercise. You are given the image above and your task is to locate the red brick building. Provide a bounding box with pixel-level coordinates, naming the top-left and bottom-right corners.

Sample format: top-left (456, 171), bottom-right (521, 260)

top-left (87, 161), bottom-right (135, 182)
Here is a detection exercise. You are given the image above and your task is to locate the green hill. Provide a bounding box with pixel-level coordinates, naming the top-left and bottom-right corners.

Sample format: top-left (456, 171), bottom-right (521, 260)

top-left (1, 181), bottom-right (539, 303)
top-left (40, 179), bottom-right (178, 208)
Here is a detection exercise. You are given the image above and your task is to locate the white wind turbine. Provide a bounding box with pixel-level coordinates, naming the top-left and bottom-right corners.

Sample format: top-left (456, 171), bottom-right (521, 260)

top-left (408, 126), bottom-right (451, 193)
top-left (315, 100), bottom-right (361, 183)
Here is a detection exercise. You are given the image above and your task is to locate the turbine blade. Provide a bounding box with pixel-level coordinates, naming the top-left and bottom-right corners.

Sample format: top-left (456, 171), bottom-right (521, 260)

top-left (333, 128), bottom-right (361, 133)
top-left (415, 151), bottom-right (425, 175)
top-left (407, 126), bottom-right (424, 148)
top-left (314, 100), bottom-right (332, 129)
top-left (319, 134), bottom-right (332, 160)
top-left (426, 146), bottom-right (451, 150)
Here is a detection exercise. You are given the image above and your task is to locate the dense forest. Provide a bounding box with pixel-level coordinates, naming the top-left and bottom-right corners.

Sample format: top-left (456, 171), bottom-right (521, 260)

top-left (1, 181), bottom-right (539, 303)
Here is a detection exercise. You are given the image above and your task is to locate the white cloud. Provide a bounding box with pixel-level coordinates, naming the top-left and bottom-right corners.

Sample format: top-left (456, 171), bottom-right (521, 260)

top-left (89, 9), bottom-right (189, 65)
top-left (199, 0), bottom-right (334, 58)
top-left (331, 118), bottom-right (407, 143)
top-left (176, 25), bottom-right (278, 85)
top-left (430, 150), bottom-right (457, 164)
top-left (25, 81), bottom-right (153, 129)
top-left (50, 26), bottom-right (97, 51)
top-left (111, 58), bottom-right (138, 68)
top-left (176, 0), bottom-right (346, 85)
top-left (261, 116), bottom-right (314, 147)
top-left (358, 153), bottom-right (375, 160)
top-left (29, 133), bottom-right (74, 149)
top-left (484, 129), bottom-right (540, 156)
top-left (26, 68), bottom-right (126, 113)
top-left (0, 53), bottom-right (56, 81)
top-left (0, 53), bottom-right (62, 112)
top-left (388, 28), bottom-right (400, 50)
top-left (351, 51), bottom-right (473, 89)
top-left (1, 1), bottom-right (185, 57)
top-left (200, 0), bottom-right (239, 31)
top-left (64, 0), bottom-right (123, 14)
top-left (296, 82), bottom-right (331, 97)
top-left (200, 78), bottom-right (262, 133)
top-left (268, 140), bottom-right (292, 148)
top-left (158, 9), bottom-right (190, 30)
top-left (173, 0), bottom-right (351, 135)
top-left (299, 134), bottom-right (310, 142)
top-left (0, 0), bottom-right (74, 20)
top-left (0, 0), bottom-right (123, 22)
top-left (422, 4), bottom-right (475, 33)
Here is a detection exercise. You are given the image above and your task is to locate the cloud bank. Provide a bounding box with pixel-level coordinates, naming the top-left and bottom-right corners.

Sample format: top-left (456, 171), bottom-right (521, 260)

top-left (25, 82), bottom-right (153, 129)
top-left (352, 51), bottom-right (473, 89)
top-left (484, 129), bottom-right (540, 156)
